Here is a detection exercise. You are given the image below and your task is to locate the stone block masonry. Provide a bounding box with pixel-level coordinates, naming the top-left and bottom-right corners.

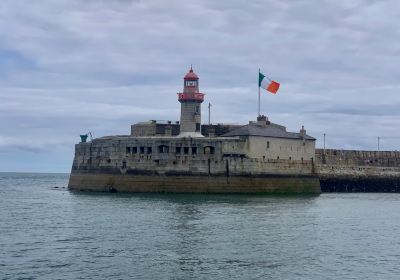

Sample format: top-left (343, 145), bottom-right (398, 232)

top-left (315, 149), bottom-right (400, 167)
top-left (315, 149), bottom-right (400, 192)
top-left (68, 140), bottom-right (400, 193)
top-left (68, 136), bottom-right (320, 193)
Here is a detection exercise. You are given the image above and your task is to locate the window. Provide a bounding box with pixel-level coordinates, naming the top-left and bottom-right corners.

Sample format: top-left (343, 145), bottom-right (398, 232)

top-left (140, 147), bottom-right (145, 154)
top-left (186, 80), bottom-right (197, 87)
top-left (184, 147), bottom-right (189, 154)
top-left (204, 146), bottom-right (215, 154)
top-left (158, 145), bottom-right (169, 153)
top-left (266, 141), bottom-right (270, 149)
top-left (196, 123), bottom-right (200, 132)
top-left (176, 147), bottom-right (181, 154)
top-left (192, 147), bottom-right (197, 155)
top-left (147, 147), bottom-right (152, 154)
top-left (126, 147), bottom-right (131, 154)
top-left (132, 147), bottom-right (137, 154)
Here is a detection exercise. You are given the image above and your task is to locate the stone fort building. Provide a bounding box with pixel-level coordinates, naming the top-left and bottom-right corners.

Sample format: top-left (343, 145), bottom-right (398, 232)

top-left (68, 68), bottom-right (320, 193)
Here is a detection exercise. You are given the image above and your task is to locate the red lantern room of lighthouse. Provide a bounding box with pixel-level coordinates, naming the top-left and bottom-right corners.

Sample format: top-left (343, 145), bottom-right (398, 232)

top-left (177, 67), bottom-right (205, 137)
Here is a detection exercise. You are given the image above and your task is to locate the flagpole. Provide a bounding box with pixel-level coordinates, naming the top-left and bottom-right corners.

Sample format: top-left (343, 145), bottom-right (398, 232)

top-left (258, 68), bottom-right (261, 117)
top-left (208, 102), bottom-right (211, 125)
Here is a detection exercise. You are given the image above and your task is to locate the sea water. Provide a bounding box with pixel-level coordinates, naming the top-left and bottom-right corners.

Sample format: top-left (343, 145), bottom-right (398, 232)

top-left (1, 172), bottom-right (400, 279)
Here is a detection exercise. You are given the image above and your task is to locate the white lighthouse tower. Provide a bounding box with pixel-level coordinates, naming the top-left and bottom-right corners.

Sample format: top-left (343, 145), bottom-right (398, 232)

top-left (177, 67), bottom-right (205, 137)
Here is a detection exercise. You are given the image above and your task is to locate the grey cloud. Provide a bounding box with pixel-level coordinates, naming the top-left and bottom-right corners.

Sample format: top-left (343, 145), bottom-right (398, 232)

top-left (1, 0), bottom-right (400, 171)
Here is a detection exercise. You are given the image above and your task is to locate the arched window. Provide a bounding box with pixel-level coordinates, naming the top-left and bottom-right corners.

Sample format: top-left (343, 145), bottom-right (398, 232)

top-left (204, 146), bottom-right (215, 155)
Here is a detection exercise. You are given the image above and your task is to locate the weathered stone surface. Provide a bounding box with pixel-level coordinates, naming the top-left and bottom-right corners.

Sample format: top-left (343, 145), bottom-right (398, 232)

top-left (320, 177), bottom-right (400, 192)
top-left (68, 135), bottom-right (320, 193)
top-left (69, 136), bottom-right (400, 193)
top-left (315, 149), bottom-right (400, 166)
top-left (68, 173), bottom-right (321, 194)
top-left (315, 149), bottom-right (400, 192)
top-left (69, 144), bottom-right (400, 193)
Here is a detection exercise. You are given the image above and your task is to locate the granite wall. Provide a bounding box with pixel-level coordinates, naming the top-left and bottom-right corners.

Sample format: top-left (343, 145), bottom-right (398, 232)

top-left (315, 149), bottom-right (400, 192)
top-left (68, 136), bottom-right (320, 193)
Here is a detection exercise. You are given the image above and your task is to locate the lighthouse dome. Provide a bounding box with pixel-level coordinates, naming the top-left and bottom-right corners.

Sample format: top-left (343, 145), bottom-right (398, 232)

top-left (184, 66), bottom-right (199, 80)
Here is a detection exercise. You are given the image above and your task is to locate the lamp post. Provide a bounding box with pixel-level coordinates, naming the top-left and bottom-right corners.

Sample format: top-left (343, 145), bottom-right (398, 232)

top-left (378, 136), bottom-right (380, 152)
top-left (208, 102), bottom-right (211, 125)
top-left (377, 136), bottom-right (381, 165)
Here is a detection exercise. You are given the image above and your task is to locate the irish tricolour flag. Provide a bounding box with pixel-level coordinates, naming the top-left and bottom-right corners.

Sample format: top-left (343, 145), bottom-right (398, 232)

top-left (259, 72), bottom-right (280, 94)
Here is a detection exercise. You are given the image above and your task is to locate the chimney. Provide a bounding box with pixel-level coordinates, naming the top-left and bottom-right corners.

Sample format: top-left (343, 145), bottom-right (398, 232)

top-left (256, 115), bottom-right (268, 127)
top-left (300, 125), bottom-right (306, 137)
top-left (208, 126), bottom-right (215, 138)
top-left (165, 124), bottom-right (172, 136)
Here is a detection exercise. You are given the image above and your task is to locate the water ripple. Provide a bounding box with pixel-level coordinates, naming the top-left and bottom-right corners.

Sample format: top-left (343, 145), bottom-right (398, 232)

top-left (1, 173), bottom-right (400, 279)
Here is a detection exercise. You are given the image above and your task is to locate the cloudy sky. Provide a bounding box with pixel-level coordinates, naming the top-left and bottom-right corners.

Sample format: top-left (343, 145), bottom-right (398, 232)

top-left (1, 0), bottom-right (399, 172)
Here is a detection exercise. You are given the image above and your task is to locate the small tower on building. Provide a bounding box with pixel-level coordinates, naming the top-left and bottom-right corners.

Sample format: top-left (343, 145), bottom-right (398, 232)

top-left (177, 67), bottom-right (205, 137)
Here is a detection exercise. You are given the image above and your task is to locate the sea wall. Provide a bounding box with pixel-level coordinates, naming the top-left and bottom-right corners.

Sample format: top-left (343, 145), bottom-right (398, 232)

top-left (68, 137), bottom-right (320, 193)
top-left (68, 173), bottom-right (320, 194)
top-left (315, 149), bottom-right (400, 192)
top-left (69, 139), bottom-right (400, 193)
top-left (70, 136), bottom-right (317, 177)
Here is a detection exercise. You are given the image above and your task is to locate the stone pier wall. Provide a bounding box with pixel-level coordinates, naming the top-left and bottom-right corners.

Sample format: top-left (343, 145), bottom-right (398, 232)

top-left (68, 137), bottom-right (320, 193)
top-left (315, 149), bottom-right (400, 192)
top-left (315, 149), bottom-right (400, 166)
top-left (69, 141), bottom-right (400, 193)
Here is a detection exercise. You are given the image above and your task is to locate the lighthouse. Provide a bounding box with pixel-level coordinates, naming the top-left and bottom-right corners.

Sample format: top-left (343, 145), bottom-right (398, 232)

top-left (177, 67), bottom-right (205, 137)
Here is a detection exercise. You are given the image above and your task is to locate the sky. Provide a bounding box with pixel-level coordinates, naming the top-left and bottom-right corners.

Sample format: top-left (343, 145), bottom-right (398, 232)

top-left (1, 0), bottom-right (400, 172)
